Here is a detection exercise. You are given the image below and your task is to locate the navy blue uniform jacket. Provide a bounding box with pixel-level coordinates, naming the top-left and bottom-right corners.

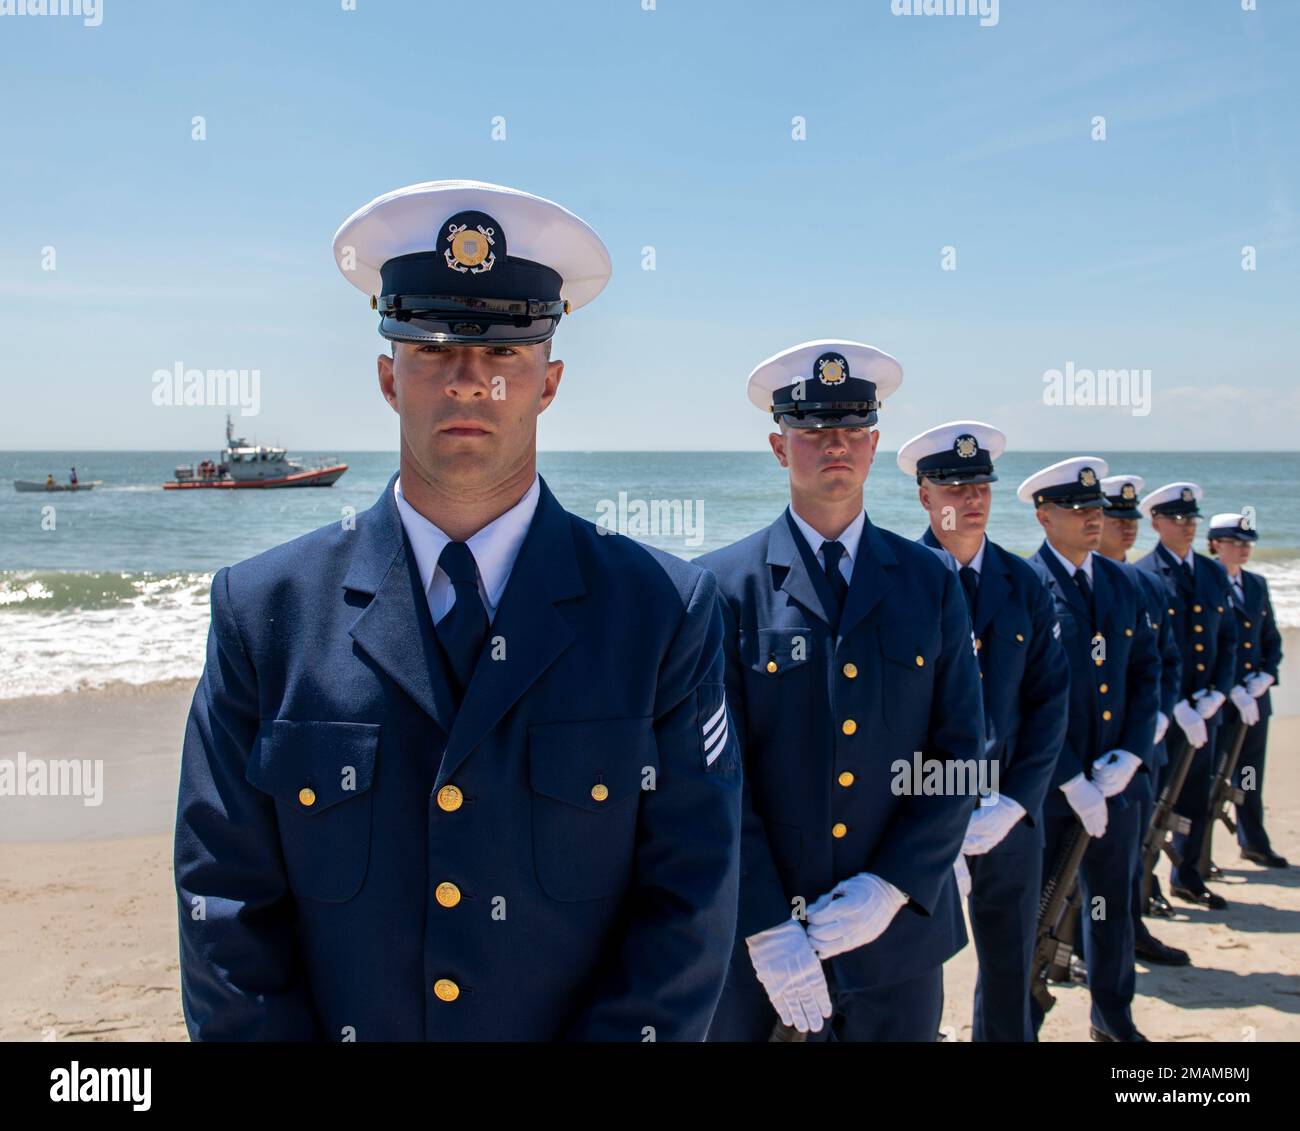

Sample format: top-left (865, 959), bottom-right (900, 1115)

top-left (1029, 544), bottom-right (1159, 809)
top-left (920, 530), bottom-right (1069, 826)
top-left (1228, 567), bottom-right (1283, 720)
top-left (698, 509), bottom-right (986, 992)
top-left (175, 474), bottom-right (742, 1041)
top-left (1134, 546), bottom-right (1237, 704)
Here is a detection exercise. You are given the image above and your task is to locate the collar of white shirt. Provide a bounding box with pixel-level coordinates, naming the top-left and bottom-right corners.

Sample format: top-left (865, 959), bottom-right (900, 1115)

top-left (955, 534), bottom-right (987, 575)
top-left (393, 473), bottom-right (541, 621)
top-left (788, 506), bottom-right (866, 578)
top-left (1046, 539), bottom-right (1093, 584)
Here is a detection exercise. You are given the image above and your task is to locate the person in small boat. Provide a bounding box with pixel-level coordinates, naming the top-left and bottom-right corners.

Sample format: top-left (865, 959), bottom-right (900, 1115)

top-left (70, 467), bottom-right (78, 486)
top-left (45, 473), bottom-right (55, 489)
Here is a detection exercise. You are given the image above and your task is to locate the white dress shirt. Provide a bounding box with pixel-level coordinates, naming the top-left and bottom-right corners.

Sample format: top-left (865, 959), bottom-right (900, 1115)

top-left (394, 474), bottom-right (541, 625)
top-left (956, 534), bottom-right (987, 575)
top-left (1046, 540), bottom-right (1094, 584)
top-left (788, 506), bottom-right (866, 585)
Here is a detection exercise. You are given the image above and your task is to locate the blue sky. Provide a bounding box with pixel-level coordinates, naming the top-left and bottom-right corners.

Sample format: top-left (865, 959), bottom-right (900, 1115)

top-left (0, 0), bottom-right (1296, 452)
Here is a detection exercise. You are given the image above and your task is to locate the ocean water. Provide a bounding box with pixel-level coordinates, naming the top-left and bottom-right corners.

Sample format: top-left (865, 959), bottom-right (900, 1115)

top-left (2, 450), bottom-right (1297, 699)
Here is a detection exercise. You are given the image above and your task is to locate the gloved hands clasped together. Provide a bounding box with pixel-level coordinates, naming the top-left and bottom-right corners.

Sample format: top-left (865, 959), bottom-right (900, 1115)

top-left (747, 873), bottom-right (909, 1032)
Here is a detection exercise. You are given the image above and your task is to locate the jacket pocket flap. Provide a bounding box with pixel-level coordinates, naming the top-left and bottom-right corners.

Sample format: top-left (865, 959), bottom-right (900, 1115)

top-left (878, 620), bottom-right (939, 667)
top-left (528, 717), bottom-right (657, 812)
top-left (246, 719), bottom-right (379, 813)
top-left (991, 619), bottom-right (1031, 644)
top-left (748, 626), bottom-right (814, 674)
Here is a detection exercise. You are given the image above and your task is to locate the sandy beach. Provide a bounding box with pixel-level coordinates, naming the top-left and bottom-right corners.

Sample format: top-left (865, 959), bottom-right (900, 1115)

top-left (1, 678), bottom-right (1297, 1043)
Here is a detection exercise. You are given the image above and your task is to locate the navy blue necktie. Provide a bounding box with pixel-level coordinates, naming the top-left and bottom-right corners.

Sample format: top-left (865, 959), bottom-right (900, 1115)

top-left (959, 566), bottom-right (980, 616)
top-left (822, 540), bottom-right (850, 619)
top-left (1073, 568), bottom-right (1095, 628)
top-left (434, 541), bottom-right (489, 698)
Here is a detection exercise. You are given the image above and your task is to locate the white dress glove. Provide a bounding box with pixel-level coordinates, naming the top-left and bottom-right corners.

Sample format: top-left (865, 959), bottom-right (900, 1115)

top-left (1195, 689), bottom-right (1227, 720)
top-left (953, 854), bottom-right (972, 900)
top-left (745, 918), bottom-right (833, 1033)
top-left (1230, 684), bottom-right (1261, 727)
top-left (1091, 749), bottom-right (1142, 798)
top-left (1060, 773), bottom-right (1108, 837)
top-left (1246, 672), bottom-right (1275, 698)
top-left (1153, 710), bottom-right (1170, 746)
top-left (1173, 699), bottom-right (1209, 748)
top-left (961, 795), bottom-right (1027, 856)
top-left (805, 873), bottom-right (908, 961)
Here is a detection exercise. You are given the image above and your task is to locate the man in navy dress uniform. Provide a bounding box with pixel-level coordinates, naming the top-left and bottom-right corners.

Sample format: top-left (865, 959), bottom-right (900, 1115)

top-left (1134, 482), bottom-right (1238, 910)
top-left (174, 180), bottom-right (743, 1041)
top-left (701, 341), bottom-right (986, 1042)
top-left (1205, 513), bottom-right (1287, 868)
top-left (896, 421), bottom-right (1069, 1042)
top-left (1020, 458), bottom-right (1159, 1042)
top-left (1097, 475), bottom-right (1189, 966)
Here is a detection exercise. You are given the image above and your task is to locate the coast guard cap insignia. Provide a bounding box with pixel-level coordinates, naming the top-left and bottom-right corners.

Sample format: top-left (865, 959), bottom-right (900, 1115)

top-left (1181, 487), bottom-right (1194, 502)
top-left (816, 353), bottom-right (849, 386)
top-left (955, 434), bottom-right (979, 459)
top-left (1121, 483), bottom-right (1136, 500)
top-left (1079, 467), bottom-right (1097, 488)
top-left (443, 211), bottom-right (498, 274)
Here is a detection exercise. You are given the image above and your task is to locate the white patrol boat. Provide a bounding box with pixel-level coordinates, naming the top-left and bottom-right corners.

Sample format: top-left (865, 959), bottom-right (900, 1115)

top-left (165, 415), bottom-right (348, 490)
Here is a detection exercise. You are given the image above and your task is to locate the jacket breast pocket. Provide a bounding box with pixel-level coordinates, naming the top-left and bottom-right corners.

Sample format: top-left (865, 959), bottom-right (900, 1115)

top-left (877, 618), bottom-right (939, 736)
top-left (527, 717), bottom-right (658, 902)
top-left (988, 618), bottom-right (1031, 683)
top-left (744, 626), bottom-right (814, 678)
top-left (245, 719), bottom-right (379, 903)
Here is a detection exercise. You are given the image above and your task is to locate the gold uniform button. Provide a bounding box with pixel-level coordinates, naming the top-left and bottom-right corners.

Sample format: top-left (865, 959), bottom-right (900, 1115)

top-left (1015, 633), bottom-right (1025, 643)
top-left (298, 787), bottom-right (316, 808)
top-left (1217, 606), bottom-right (1224, 613)
top-left (1094, 657), bottom-right (1104, 667)
top-left (838, 771), bottom-right (855, 788)
top-left (766, 660), bottom-right (778, 673)
top-left (1244, 662), bottom-right (1253, 670)
top-left (1244, 620), bottom-right (1252, 629)
top-left (435, 882), bottom-right (462, 908)
top-left (433, 979), bottom-right (460, 1002)
top-left (1102, 710), bottom-right (1113, 721)
top-left (437, 785), bottom-right (464, 812)
top-left (1125, 628), bottom-right (1133, 637)
top-left (1099, 683), bottom-right (1109, 694)
top-left (1168, 607), bottom-right (1176, 616)
top-left (1197, 663), bottom-right (1206, 672)
top-left (1193, 604), bottom-right (1202, 613)
top-left (842, 719), bottom-right (858, 736)
top-left (842, 662), bottom-right (858, 679)
top-left (1194, 643), bottom-right (1204, 652)
top-left (915, 655), bottom-right (925, 667)
top-left (974, 638), bottom-right (982, 651)
top-left (832, 822), bottom-right (848, 839)
top-left (1194, 624), bottom-right (1204, 633)
top-left (591, 783), bottom-right (610, 802)
top-left (1244, 641), bottom-right (1252, 649)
